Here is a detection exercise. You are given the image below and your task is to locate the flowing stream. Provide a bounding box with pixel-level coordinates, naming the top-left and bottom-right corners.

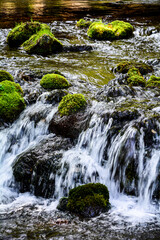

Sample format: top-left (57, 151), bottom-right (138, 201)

top-left (0, 0), bottom-right (160, 239)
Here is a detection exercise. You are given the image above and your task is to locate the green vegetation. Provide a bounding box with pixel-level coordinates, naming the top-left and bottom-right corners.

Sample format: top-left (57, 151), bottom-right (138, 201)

top-left (127, 67), bottom-right (146, 86)
top-left (116, 61), bottom-right (153, 75)
top-left (0, 70), bottom-right (14, 82)
top-left (76, 19), bottom-right (91, 28)
top-left (40, 73), bottom-right (70, 90)
top-left (58, 93), bottom-right (87, 116)
top-left (0, 80), bottom-right (25, 122)
top-left (7, 21), bottom-right (49, 47)
top-left (146, 75), bottom-right (160, 88)
top-left (66, 183), bottom-right (110, 217)
top-left (22, 28), bottom-right (63, 55)
top-left (87, 20), bottom-right (133, 40)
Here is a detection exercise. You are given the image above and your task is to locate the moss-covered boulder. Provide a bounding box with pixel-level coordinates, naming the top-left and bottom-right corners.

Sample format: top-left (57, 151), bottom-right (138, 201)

top-left (58, 93), bottom-right (87, 117)
top-left (58, 183), bottom-right (110, 218)
top-left (76, 19), bottom-right (91, 28)
top-left (0, 70), bottom-right (14, 82)
top-left (127, 67), bottom-right (146, 87)
top-left (0, 80), bottom-right (25, 122)
top-left (22, 28), bottom-right (63, 55)
top-left (116, 61), bottom-right (153, 75)
top-left (87, 20), bottom-right (133, 40)
top-left (40, 74), bottom-right (69, 90)
top-left (7, 21), bottom-right (49, 47)
top-left (146, 75), bottom-right (160, 88)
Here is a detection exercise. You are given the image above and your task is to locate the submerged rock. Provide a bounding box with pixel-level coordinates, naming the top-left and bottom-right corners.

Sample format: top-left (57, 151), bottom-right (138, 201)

top-left (40, 74), bottom-right (70, 90)
top-left (0, 80), bottom-right (25, 122)
top-left (22, 28), bottom-right (63, 55)
top-left (115, 61), bottom-right (153, 75)
top-left (0, 70), bottom-right (14, 82)
top-left (87, 20), bottom-right (133, 40)
top-left (7, 21), bottom-right (49, 47)
top-left (58, 183), bottom-right (110, 218)
top-left (13, 137), bottom-right (72, 198)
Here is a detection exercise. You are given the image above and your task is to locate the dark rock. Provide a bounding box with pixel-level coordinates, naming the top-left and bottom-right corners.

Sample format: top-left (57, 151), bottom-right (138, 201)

top-left (49, 109), bottom-right (91, 139)
top-left (57, 197), bottom-right (68, 211)
top-left (13, 136), bottom-right (72, 198)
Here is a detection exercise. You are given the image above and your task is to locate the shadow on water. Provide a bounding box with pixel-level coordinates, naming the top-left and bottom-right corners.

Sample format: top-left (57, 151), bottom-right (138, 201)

top-left (0, 0), bottom-right (160, 28)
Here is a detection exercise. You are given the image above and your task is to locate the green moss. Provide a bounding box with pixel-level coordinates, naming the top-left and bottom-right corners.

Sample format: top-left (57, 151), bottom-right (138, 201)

top-left (22, 28), bottom-right (63, 55)
top-left (40, 74), bottom-right (70, 90)
top-left (146, 75), bottom-right (160, 88)
top-left (58, 93), bottom-right (87, 116)
top-left (87, 20), bottom-right (133, 40)
top-left (7, 21), bottom-right (50, 47)
top-left (116, 61), bottom-right (153, 75)
top-left (0, 80), bottom-right (25, 122)
top-left (127, 67), bottom-right (146, 87)
top-left (66, 183), bottom-right (110, 217)
top-left (76, 19), bottom-right (91, 28)
top-left (0, 70), bottom-right (14, 82)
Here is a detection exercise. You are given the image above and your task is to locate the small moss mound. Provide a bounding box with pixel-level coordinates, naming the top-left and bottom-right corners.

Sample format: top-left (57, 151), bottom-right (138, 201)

top-left (146, 75), bottom-right (160, 88)
top-left (127, 67), bottom-right (146, 87)
top-left (7, 21), bottom-right (49, 47)
top-left (87, 20), bottom-right (133, 40)
top-left (116, 61), bottom-right (153, 75)
top-left (0, 80), bottom-right (25, 122)
top-left (0, 70), bottom-right (14, 82)
top-left (76, 19), bottom-right (91, 28)
top-left (58, 93), bottom-right (87, 116)
top-left (40, 73), bottom-right (69, 90)
top-left (22, 28), bottom-right (63, 55)
top-left (67, 183), bottom-right (110, 217)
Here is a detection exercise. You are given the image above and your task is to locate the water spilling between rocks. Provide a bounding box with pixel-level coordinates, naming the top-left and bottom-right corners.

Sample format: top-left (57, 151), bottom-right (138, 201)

top-left (0, 0), bottom-right (160, 239)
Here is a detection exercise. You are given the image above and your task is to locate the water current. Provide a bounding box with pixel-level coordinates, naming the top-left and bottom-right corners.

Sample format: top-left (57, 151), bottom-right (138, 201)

top-left (0, 0), bottom-right (160, 239)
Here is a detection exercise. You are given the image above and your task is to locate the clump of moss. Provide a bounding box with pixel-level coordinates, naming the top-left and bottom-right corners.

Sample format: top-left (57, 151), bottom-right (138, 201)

top-left (0, 70), bottom-right (14, 82)
top-left (66, 183), bottom-right (110, 217)
top-left (127, 67), bottom-right (146, 87)
top-left (76, 19), bottom-right (91, 28)
top-left (22, 28), bottom-right (63, 55)
top-left (58, 93), bottom-right (87, 116)
top-left (87, 20), bottom-right (133, 40)
top-left (146, 75), bottom-right (160, 88)
top-left (40, 73), bottom-right (69, 90)
top-left (0, 80), bottom-right (25, 122)
top-left (116, 61), bottom-right (153, 75)
top-left (7, 21), bottom-right (50, 47)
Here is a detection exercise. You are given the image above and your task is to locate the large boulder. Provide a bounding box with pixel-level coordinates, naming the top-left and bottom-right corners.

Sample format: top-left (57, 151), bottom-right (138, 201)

top-left (13, 137), bottom-right (72, 198)
top-left (22, 29), bottom-right (63, 55)
top-left (57, 183), bottom-right (110, 218)
top-left (87, 20), bottom-right (133, 40)
top-left (7, 21), bottom-right (49, 47)
top-left (0, 80), bottom-right (25, 122)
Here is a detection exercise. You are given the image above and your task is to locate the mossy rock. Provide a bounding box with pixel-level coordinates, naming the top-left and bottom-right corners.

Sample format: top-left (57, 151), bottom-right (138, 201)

top-left (7, 21), bottom-right (50, 47)
top-left (0, 80), bottom-right (25, 122)
top-left (116, 61), bottom-right (153, 75)
top-left (22, 28), bottom-right (63, 55)
top-left (146, 75), bottom-right (160, 88)
top-left (0, 70), bottom-right (14, 82)
top-left (127, 67), bottom-right (146, 87)
top-left (76, 19), bottom-right (91, 28)
top-left (65, 183), bottom-right (110, 217)
top-left (87, 20), bottom-right (133, 40)
top-left (58, 93), bottom-right (87, 117)
top-left (40, 74), bottom-right (69, 90)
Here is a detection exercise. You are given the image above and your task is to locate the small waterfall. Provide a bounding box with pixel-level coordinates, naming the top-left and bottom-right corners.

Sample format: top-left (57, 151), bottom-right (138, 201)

top-left (0, 100), bottom-right (57, 204)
